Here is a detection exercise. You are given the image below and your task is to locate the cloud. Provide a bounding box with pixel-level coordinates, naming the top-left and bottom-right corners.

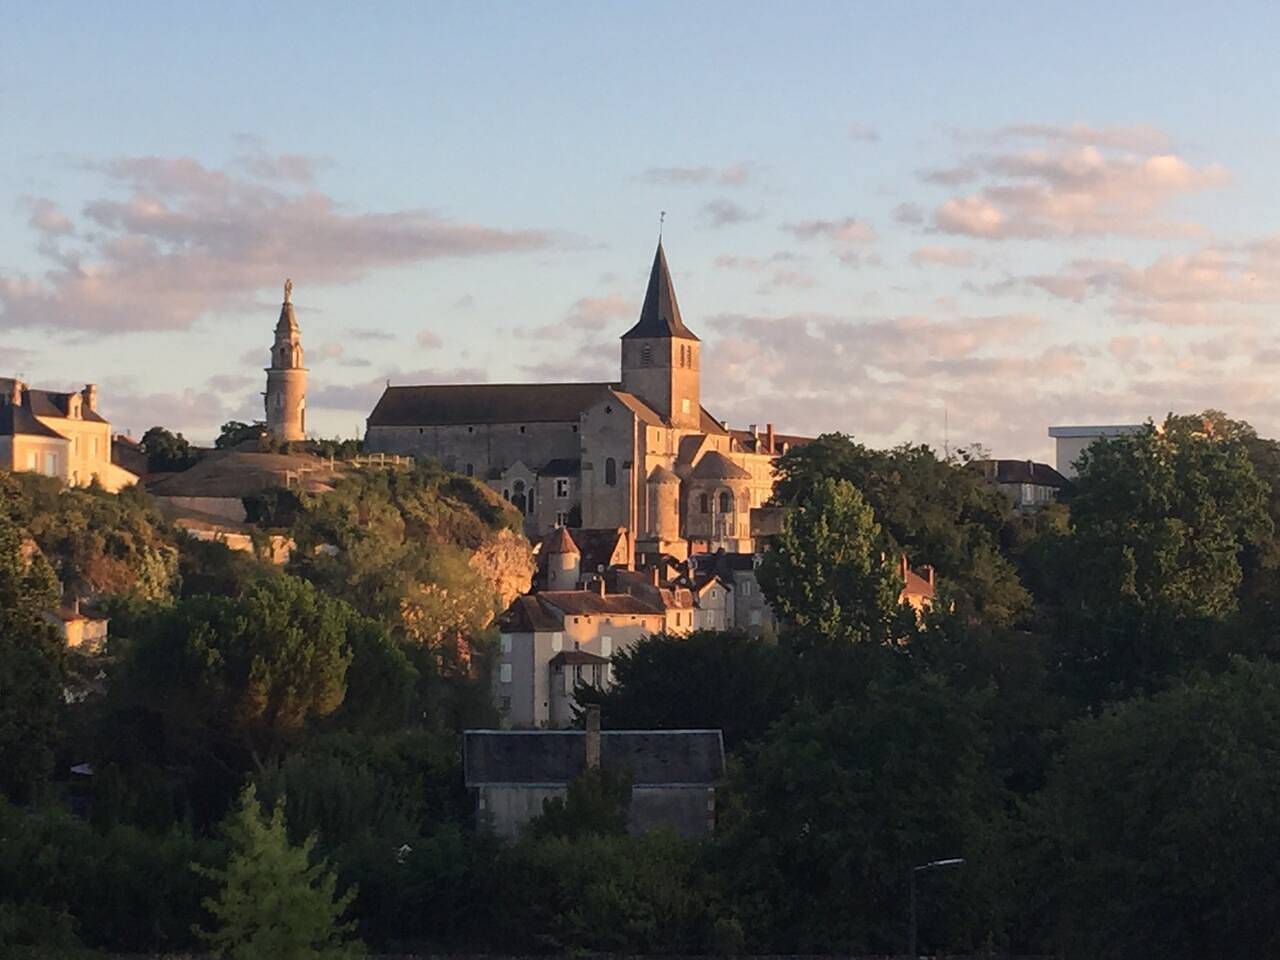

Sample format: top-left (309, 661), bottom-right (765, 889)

top-left (636, 164), bottom-right (752, 187)
top-left (206, 373), bottom-right (255, 392)
top-left (22, 197), bottom-right (74, 237)
top-left (0, 153), bottom-right (555, 332)
top-left (311, 341), bottom-right (347, 362)
top-left (758, 270), bottom-right (818, 293)
top-left (309, 366), bottom-right (489, 413)
top-left (347, 327), bottom-right (396, 341)
top-left (516, 293), bottom-right (636, 339)
top-left (417, 330), bottom-right (443, 350)
top-left (847, 124), bottom-right (879, 143)
top-left (714, 252), bottom-right (804, 272)
top-left (782, 217), bottom-right (877, 243)
top-left (910, 245), bottom-right (976, 268)
top-left (701, 198), bottom-right (759, 227)
top-left (893, 202), bottom-right (925, 226)
top-left (925, 126), bottom-right (1229, 239)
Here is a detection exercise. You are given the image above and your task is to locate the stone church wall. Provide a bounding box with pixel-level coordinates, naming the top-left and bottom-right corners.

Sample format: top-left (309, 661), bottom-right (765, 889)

top-left (366, 421), bottom-right (580, 477)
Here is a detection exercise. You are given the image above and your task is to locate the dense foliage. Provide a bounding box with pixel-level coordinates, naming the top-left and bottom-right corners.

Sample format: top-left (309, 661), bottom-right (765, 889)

top-left (8, 411), bottom-right (1280, 957)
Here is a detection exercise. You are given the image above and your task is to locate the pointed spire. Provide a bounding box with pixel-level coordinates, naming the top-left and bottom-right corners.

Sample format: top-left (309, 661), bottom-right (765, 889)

top-left (275, 278), bottom-right (299, 336)
top-left (621, 242), bottom-right (698, 341)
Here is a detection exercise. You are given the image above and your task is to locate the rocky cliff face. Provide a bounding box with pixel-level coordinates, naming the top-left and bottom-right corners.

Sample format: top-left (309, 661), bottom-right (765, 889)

top-left (469, 527), bottom-right (535, 616)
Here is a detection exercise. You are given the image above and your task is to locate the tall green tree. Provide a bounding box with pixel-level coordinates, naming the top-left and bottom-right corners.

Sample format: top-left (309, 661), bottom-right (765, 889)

top-left (772, 434), bottom-right (1030, 625)
top-left (0, 514), bottom-right (65, 804)
top-left (140, 425), bottom-right (199, 472)
top-left (195, 784), bottom-right (361, 960)
top-left (758, 477), bottom-right (904, 646)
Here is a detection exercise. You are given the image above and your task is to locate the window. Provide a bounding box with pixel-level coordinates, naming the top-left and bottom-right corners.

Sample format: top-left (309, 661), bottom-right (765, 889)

top-left (519, 425), bottom-right (526, 434)
top-left (700, 493), bottom-right (709, 513)
top-left (572, 424), bottom-right (578, 433)
top-left (556, 478), bottom-right (570, 499)
top-left (601, 636), bottom-right (613, 657)
top-left (44, 452), bottom-right (58, 476)
top-left (501, 634), bottom-right (512, 654)
top-left (681, 398), bottom-right (691, 415)
top-left (719, 491), bottom-right (732, 513)
top-left (551, 632), bottom-right (563, 652)
top-left (741, 581), bottom-right (752, 596)
top-left (604, 457), bottom-right (617, 486)
top-left (604, 405), bottom-right (613, 414)
top-left (750, 610), bottom-right (762, 626)
top-left (641, 344), bottom-right (652, 365)
top-left (465, 463), bottom-right (474, 477)
top-left (499, 663), bottom-right (512, 684)
top-left (500, 696), bottom-right (511, 711)
top-left (467, 426), bottom-right (474, 433)
top-left (555, 511), bottom-right (569, 527)
top-left (27, 451), bottom-right (37, 470)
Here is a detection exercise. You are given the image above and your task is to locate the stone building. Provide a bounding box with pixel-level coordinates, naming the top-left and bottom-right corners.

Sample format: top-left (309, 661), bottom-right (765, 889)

top-left (464, 721), bottom-right (725, 838)
top-left (264, 279), bottom-right (307, 443)
top-left (0, 378), bottom-right (137, 491)
top-left (364, 243), bottom-right (803, 558)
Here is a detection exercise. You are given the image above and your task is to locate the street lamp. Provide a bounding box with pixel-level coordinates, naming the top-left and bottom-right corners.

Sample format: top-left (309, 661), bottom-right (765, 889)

top-left (908, 857), bottom-right (965, 958)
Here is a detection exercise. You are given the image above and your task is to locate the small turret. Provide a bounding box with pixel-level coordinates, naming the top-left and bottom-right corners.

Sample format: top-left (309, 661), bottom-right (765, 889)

top-left (543, 526), bottom-right (581, 591)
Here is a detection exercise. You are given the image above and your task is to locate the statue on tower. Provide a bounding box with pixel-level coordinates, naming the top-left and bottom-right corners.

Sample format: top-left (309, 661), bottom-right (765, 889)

top-left (284, 278), bottom-right (293, 304)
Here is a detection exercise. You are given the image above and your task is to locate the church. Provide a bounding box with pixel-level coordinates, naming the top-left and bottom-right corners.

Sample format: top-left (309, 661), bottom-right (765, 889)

top-left (364, 243), bottom-right (805, 561)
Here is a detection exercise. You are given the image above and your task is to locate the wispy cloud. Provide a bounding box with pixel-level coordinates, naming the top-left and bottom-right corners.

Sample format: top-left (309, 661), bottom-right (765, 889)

top-left (0, 153), bottom-right (555, 333)
top-left (702, 198), bottom-right (759, 228)
top-left (636, 163), bottom-right (752, 187)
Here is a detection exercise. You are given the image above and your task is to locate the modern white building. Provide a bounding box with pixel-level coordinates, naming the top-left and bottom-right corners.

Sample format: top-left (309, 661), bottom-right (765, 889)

top-left (1047, 424), bottom-right (1145, 478)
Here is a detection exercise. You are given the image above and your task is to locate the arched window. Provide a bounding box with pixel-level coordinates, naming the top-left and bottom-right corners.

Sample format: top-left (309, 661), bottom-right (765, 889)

top-left (699, 493), bottom-right (709, 514)
top-left (719, 491), bottom-right (732, 514)
top-left (465, 463), bottom-right (474, 477)
top-left (605, 457), bottom-right (617, 486)
top-left (641, 344), bottom-right (652, 366)
top-left (511, 480), bottom-right (527, 515)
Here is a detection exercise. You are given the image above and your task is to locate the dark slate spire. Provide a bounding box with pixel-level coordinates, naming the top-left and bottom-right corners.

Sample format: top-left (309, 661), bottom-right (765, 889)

top-left (621, 242), bottom-right (698, 341)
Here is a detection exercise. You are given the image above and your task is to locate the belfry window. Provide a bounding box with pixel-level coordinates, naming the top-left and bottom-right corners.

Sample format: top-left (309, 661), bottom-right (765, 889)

top-left (641, 344), bottom-right (652, 366)
top-left (605, 457), bottom-right (617, 486)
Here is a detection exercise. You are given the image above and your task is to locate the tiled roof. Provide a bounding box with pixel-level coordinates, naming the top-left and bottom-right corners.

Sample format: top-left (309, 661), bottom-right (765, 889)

top-left (572, 527), bottom-right (630, 575)
top-left (464, 729), bottom-right (726, 786)
top-left (541, 526), bottom-right (579, 556)
top-left (25, 388), bottom-right (107, 424)
top-left (608, 389), bottom-right (666, 427)
top-left (729, 427), bottom-right (811, 454)
top-left (498, 595), bottom-right (563, 633)
top-left (367, 382), bottom-right (612, 427)
top-left (539, 590), bottom-right (663, 617)
top-left (550, 650), bottom-right (609, 667)
top-left (621, 242), bottom-right (699, 342)
top-left (691, 450), bottom-right (752, 480)
top-left (700, 407), bottom-right (729, 436)
top-left (647, 464), bottom-right (680, 484)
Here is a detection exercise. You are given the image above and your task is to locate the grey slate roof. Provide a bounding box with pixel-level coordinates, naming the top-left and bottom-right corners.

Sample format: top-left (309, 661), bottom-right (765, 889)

top-left (367, 382), bottom-right (612, 427)
top-left (621, 242), bottom-right (699, 342)
top-left (464, 729), bottom-right (726, 786)
top-left (0, 403), bottom-right (66, 439)
top-left (969, 459), bottom-right (1068, 487)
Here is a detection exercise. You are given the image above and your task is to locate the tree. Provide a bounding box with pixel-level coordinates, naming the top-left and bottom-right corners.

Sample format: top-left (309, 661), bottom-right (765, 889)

top-left (216, 421), bottom-right (265, 450)
top-left (1054, 414), bottom-right (1272, 697)
top-left (1021, 658), bottom-right (1280, 959)
top-left (0, 514), bottom-right (65, 804)
top-left (758, 477), bottom-right (904, 646)
top-left (581, 630), bottom-right (794, 750)
top-left (772, 434), bottom-right (1031, 625)
top-left (140, 425), bottom-right (198, 472)
top-left (529, 767), bottom-right (632, 840)
top-left (195, 784), bottom-right (362, 960)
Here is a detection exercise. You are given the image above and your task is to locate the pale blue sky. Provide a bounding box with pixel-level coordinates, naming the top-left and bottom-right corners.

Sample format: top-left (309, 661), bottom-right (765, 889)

top-left (5, 2), bottom-right (1280, 455)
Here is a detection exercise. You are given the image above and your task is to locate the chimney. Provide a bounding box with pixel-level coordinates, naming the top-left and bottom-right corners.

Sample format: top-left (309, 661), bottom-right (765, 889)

top-left (585, 704), bottom-right (601, 770)
top-left (8, 379), bottom-right (22, 406)
top-left (72, 596), bottom-right (80, 616)
top-left (925, 565), bottom-right (935, 587)
top-left (900, 554), bottom-right (909, 581)
top-left (749, 423), bottom-right (758, 438)
top-left (593, 577), bottom-right (606, 597)
top-left (766, 423), bottom-right (775, 454)
top-left (83, 383), bottom-right (98, 413)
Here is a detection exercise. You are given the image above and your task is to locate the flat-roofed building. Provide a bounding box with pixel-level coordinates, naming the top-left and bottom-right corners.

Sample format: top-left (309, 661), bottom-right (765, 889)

top-left (1048, 424), bottom-right (1145, 478)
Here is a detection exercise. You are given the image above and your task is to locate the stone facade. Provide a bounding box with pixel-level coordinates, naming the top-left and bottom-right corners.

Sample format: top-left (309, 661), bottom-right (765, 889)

top-left (0, 378), bottom-right (136, 492)
top-left (364, 242), bottom-right (800, 557)
top-left (265, 280), bottom-right (307, 443)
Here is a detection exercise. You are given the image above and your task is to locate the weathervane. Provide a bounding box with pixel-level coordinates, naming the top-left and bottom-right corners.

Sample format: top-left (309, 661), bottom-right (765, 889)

top-left (283, 278), bottom-right (293, 304)
top-left (659, 210), bottom-right (666, 241)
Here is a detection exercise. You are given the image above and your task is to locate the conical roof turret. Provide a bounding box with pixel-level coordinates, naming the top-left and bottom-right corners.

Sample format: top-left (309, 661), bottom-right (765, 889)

top-left (621, 242), bottom-right (698, 341)
top-left (543, 526), bottom-right (580, 556)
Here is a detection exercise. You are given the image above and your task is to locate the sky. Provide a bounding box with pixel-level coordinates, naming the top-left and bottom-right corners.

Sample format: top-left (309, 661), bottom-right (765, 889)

top-left (5, 2), bottom-right (1280, 459)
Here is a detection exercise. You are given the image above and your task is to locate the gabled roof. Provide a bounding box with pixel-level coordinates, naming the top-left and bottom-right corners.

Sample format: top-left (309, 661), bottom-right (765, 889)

top-left (608, 389), bottom-right (666, 427)
top-left (26, 388), bottom-right (107, 424)
top-left (700, 407), bottom-right (729, 436)
top-left (463, 729), bottom-right (726, 786)
top-left (367, 382), bottom-right (612, 427)
top-left (498, 595), bottom-right (563, 633)
top-left (0, 403), bottom-right (67, 439)
top-left (550, 650), bottom-right (609, 667)
top-left (621, 242), bottom-right (699, 342)
top-left (539, 590), bottom-right (663, 617)
top-left (691, 450), bottom-right (752, 480)
top-left (969, 459), bottom-right (1068, 488)
top-left (572, 527), bottom-right (630, 575)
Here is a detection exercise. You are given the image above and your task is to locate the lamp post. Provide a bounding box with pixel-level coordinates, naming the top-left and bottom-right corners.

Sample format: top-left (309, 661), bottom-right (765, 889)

top-left (908, 857), bottom-right (965, 958)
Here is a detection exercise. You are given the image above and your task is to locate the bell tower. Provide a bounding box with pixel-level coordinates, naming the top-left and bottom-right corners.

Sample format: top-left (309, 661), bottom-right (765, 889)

top-left (265, 278), bottom-right (307, 443)
top-left (620, 242), bottom-right (700, 429)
